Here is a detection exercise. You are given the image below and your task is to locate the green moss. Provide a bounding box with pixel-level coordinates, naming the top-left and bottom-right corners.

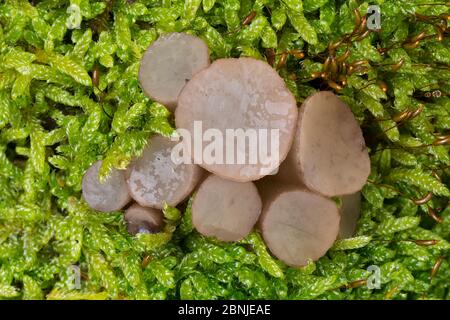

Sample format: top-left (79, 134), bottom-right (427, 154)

top-left (0, 0), bottom-right (449, 299)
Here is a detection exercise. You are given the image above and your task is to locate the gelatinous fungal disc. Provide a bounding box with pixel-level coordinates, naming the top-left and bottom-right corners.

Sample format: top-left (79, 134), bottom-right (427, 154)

top-left (82, 160), bottom-right (131, 212)
top-left (124, 203), bottom-right (164, 235)
top-left (258, 182), bottom-right (340, 267)
top-left (175, 57), bottom-right (298, 182)
top-left (126, 135), bottom-right (203, 209)
top-left (338, 192), bottom-right (362, 239)
top-left (138, 32), bottom-right (210, 111)
top-left (192, 174), bottom-right (262, 242)
top-left (277, 91), bottom-right (370, 197)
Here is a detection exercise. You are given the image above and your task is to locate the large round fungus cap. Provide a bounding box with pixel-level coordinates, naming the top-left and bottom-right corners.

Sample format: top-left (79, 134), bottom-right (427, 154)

top-left (82, 160), bottom-right (131, 212)
top-left (338, 192), bottom-right (361, 239)
top-left (126, 135), bottom-right (203, 209)
top-left (277, 91), bottom-right (370, 196)
top-left (192, 175), bottom-right (262, 242)
top-left (124, 203), bottom-right (164, 235)
top-left (258, 182), bottom-right (340, 267)
top-left (175, 57), bottom-right (298, 182)
top-left (138, 32), bottom-right (210, 110)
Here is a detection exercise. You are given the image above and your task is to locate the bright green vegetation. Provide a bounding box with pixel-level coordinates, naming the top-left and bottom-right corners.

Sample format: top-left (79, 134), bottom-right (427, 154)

top-left (0, 0), bottom-right (449, 299)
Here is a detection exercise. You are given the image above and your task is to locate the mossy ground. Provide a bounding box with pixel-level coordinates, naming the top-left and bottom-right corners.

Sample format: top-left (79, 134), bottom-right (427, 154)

top-left (0, 0), bottom-right (449, 299)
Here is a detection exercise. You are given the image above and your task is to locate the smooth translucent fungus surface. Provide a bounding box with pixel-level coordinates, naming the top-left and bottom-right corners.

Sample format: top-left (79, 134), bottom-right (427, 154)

top-left (259, 186), bottom-right (340, 267)
top-left (138, 32), bottom-right (210, 110)
top-left (126, 135), bottom-right (203, 209)
top-left (175, 57), bottom-right (298, 182)
top-left (82, 160), bottom-right (131, 212)
top-left (279, 91), bottom-right (370, 196)
top-left (338, 192), bottom-right (362, 239)
top-left (124, 203), bottom-right (164, 235)
top-left (192, 175), bottom-right (262, 241)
